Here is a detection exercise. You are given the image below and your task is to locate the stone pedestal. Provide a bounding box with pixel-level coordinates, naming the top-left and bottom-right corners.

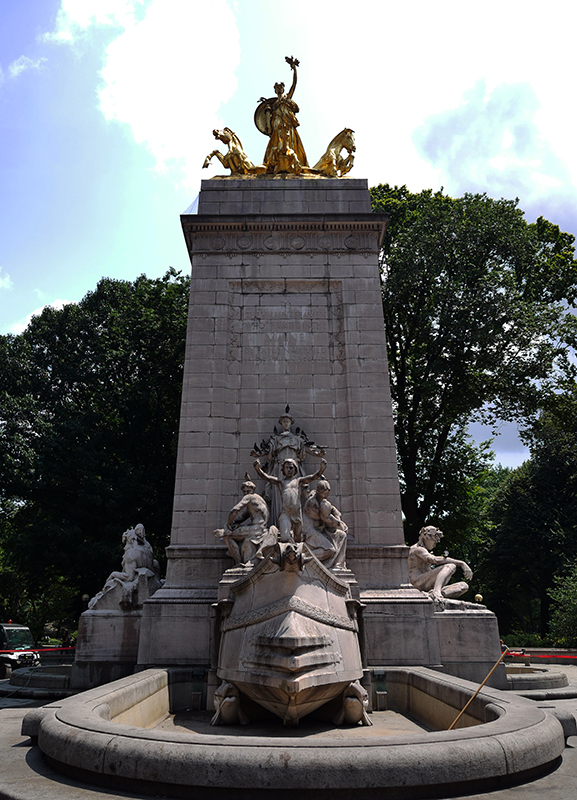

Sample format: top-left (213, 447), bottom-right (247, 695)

top-left (71, 610), bottom-right (142, 689)
top-left (137, 177), bottom-right (504, 689)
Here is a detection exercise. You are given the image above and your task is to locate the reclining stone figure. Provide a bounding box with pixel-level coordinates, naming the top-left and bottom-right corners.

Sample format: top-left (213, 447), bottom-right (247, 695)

top-left (88, 523), bottom-right (161, 611)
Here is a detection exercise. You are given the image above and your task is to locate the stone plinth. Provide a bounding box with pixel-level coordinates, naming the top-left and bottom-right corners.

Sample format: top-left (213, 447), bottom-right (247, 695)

top-left (71, 610), bottom-right (142, 690)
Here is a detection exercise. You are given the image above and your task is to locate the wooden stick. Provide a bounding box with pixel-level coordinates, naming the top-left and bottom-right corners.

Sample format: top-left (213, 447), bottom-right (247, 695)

top-left (447, 648), bottom-right (509, 731)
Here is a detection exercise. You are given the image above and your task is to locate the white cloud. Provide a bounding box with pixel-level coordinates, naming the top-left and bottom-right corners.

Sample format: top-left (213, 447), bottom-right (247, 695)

top-left (41, 0), bottom-right (577, 219)
top-left (0, 269), bottom-right (13, 291)
top-left (10, 299), bottom-right (74, 335)
top-left (43, 0), bottom-right (144, 44)
top-left (245, 0), bottom-right (577, 194)
top-left (98, 0), bottom-right (240, 190)
top-left (8, 56), bottom-right (47, 78)
top-left (413, 80), bottom-right (577, 232)
top-left (44, 0), bottom-right (241, 192)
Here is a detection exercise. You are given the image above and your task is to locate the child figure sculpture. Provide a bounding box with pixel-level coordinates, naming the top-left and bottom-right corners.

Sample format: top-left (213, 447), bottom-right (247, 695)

top-left (253, 456), bottom-right (327, 543)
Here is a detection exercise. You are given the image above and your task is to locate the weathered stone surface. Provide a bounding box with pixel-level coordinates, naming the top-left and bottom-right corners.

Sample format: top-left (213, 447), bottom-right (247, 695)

top-left (71, 610), bottom-right (144, 690)
top-left (138, 178), bottom-right (405, 670)
top-left (136, 177), bottom-right (504, 691)
top-left (173, 178), bottom-right (397, 550)
top-left (507, 665), bottom-right (568, 690)
top-left (27, 666), bottom-right (566, 794)
top-left (215, 544), bottom-right (363, 723)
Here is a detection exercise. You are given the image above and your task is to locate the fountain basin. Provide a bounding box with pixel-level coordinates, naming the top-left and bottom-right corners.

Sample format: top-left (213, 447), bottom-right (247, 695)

top-left (23, 666), bottom-right (566, 798)
top-left (505, 664), bottom-right (569, 691)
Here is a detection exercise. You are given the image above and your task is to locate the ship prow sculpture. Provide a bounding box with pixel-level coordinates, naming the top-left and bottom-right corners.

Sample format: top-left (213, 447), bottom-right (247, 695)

top-left (203, 55), bottom-right (355, 178)
top-left (215, 542), bottom-right (365, 725)
top-left (212, 409), bottom-right (370, 727)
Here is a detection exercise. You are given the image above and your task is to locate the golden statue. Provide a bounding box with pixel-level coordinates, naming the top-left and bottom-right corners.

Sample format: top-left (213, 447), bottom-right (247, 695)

top-left (202, 128), bottom-right (264, 176)
top-left (202, 57), bottom-right (356, 178)
top-left (255, 56), bottom-right (308, 175)
top-left (313, 128), bottom-right (356, 178)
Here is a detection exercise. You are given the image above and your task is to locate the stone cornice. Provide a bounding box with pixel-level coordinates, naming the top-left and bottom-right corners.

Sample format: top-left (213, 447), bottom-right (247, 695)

top-left (181, 214), bottom-right (385, 234)
top-left (181, 216), bottom-right (386, 256)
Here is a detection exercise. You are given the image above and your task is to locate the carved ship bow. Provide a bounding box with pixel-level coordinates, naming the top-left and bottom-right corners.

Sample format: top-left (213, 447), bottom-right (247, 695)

top-left (216, 542), bottom-right (364, 724)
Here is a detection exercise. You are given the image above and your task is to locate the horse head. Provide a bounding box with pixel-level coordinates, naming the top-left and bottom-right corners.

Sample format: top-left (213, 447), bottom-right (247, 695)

top-left (338, 128), bottom-right (356, 153)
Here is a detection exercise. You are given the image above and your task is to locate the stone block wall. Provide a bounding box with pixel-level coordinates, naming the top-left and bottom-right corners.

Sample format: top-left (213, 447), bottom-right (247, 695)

top-left (173, 178), bottom-right (403, 550)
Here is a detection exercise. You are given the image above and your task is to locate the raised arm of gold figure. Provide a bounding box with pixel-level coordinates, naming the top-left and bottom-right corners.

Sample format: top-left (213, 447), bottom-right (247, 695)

top-left (284, 55), bottom-right (299, 99)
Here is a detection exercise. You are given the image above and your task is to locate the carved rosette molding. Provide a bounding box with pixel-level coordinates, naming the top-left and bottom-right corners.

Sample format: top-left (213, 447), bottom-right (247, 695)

top-left (182, 220), bottom-right (383, 256)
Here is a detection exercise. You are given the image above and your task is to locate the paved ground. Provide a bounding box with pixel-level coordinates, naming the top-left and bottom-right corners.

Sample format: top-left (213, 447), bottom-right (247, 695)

top-left (2, 666), bottom-right (577, 800)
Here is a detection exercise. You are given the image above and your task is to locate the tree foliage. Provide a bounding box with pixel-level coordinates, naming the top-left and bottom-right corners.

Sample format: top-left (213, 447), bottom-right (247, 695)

top-left (549, 564), bottom-right (577, 647)
top-left (371, 185), bottom-right (577, 543)
top-left (0, 269), bottom-right (189, 626)
top-left (478, 390), bottom-right (577, 635)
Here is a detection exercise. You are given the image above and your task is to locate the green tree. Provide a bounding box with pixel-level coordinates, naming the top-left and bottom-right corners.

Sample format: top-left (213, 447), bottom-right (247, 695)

top-left (371, 185), bottom-right (577, 543)
top-left (421, 438), bottom-right (510, 572)
top-left (0, 269), bottom-right (189, 627)
top-left (549, 564), bottom-right (577, 647)
top-left (479, 390), bottom-right (577, 636)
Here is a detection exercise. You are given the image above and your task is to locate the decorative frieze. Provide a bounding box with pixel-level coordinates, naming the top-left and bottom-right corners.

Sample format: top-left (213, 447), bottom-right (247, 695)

top-left (182, 220), bottom-right (383, 257)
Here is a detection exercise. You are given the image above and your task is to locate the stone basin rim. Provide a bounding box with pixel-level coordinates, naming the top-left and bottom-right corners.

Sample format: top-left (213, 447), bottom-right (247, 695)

top-left (41, 665), bottom-right (550, 750)
top-left (27, 666), bottom-right (567, 794)
top-left (50, 704), bottom-right (550, 750)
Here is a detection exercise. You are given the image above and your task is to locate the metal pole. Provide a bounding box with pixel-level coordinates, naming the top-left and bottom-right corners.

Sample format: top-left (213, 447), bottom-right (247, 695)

top-left (447, 647), bottom-right (509, 731)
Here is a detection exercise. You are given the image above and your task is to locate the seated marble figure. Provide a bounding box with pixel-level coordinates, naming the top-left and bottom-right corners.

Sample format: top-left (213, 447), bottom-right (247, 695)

top-left (213, 475), bottom-right (277, 567)
top-left (408, 525), bottom-right (472, 602)
top-left (302, 479), bottom-right (347, 569)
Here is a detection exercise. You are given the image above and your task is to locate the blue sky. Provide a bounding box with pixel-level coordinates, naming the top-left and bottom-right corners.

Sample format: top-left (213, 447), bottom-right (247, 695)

top-left (2, 0), bottom-right (576, 466)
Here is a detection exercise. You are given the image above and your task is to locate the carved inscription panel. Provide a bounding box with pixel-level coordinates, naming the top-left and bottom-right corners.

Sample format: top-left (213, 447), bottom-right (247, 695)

top-left (227, 280), bottom-right (344, 378)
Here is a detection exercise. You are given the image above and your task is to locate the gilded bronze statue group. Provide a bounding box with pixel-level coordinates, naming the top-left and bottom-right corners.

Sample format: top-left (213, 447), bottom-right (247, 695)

top-left (203, 56), bottom-right (355, 178)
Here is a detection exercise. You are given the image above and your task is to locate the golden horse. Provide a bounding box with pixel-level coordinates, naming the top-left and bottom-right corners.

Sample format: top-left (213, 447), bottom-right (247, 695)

top-left (203, 128), bottom-right (264, 175)
top-left (313, 128), bottom-right (355, 178)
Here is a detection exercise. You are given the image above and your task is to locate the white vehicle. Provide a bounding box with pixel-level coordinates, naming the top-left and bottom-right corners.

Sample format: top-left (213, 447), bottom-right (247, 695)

top-left (0, 622), bottom-right (41, 678)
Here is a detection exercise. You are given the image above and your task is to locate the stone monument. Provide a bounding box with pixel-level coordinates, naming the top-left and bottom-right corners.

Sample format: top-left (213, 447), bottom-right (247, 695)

top-left (19, 56), bottom-right (566, 800)
top-left (135, 55), bottom-right (505, 695)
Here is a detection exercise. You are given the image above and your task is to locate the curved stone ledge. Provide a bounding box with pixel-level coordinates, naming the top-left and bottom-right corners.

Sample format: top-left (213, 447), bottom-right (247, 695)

top-left (28, 667), bottom-right (565, 796)
top-left (506, 665), bottom-right (569, 691)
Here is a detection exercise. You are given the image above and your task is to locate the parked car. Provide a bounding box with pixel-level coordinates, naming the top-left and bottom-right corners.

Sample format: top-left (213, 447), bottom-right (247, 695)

top-left (0, 622), bottom-right (41, 678)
